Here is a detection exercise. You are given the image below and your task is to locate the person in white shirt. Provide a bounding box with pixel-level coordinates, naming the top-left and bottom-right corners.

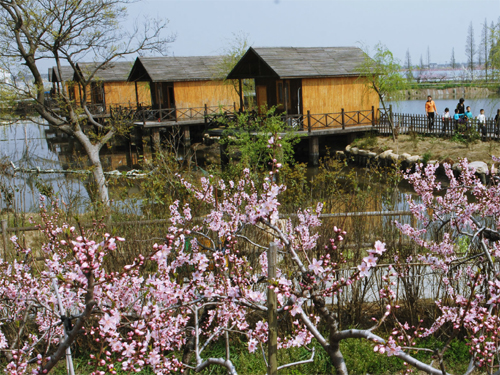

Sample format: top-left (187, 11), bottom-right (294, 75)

top-left (477, 109), bottom-right (487, 138)
top-left (442, 107), bottom-right (451, 135)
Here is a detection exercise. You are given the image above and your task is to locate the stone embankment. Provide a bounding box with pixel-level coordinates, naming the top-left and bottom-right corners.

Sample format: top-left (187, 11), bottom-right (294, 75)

top-left (403, 86), bottom-right (496, 100)
top-left (339, 145), bottom-right (493, 183)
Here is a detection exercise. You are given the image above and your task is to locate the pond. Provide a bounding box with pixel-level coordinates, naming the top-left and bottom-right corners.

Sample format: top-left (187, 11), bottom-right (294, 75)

top-left (388, 95), bottom-right (500, 117)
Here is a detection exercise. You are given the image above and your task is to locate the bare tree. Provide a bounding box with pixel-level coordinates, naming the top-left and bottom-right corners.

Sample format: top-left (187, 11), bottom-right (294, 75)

top-left (480, 18), bottom-right (489, 80)
top-left (426, 45), bottom-right (431, 68)
top-left (212, 31), bottom-right (253, 106)
top-left (450, 47), bottom-right (456, 69)
top-left (405, 49), bottom-right (413, 81)
top-left (0, 0), bottom-right (173, 206)
top-left (465, 21), bottom-right (476, 80)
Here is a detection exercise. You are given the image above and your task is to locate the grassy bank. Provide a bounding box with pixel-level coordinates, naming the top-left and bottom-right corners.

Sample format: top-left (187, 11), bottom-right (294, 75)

top-left (352, 132), bottom-right (500, 166)
top-left (46, 337), bottom-right (472, 375)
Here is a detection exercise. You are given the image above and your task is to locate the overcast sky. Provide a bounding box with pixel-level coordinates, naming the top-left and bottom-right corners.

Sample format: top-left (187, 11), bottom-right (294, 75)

top-left (125, 0), bottom-right (500, 66)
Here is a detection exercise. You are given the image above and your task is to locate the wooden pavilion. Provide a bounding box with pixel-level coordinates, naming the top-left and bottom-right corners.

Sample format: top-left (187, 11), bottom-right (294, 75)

top-left (49, 63), bottom-right (151, 112)
top-left (227, 46), bottom-right (379, 115)
top-left (127, 56), bottom-right (240, 116)
top-left (49, 66), bottom-right (76, 96)
top-left (74, 62), bottom-right (151, 111)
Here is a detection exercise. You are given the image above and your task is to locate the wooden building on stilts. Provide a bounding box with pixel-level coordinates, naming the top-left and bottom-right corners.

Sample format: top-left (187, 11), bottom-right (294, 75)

top-left (127, 56), bottom-right (240, 120)
top-left (74, 62), bottom-right (151, 112)
top-left (227, 46), bottom-right (380, 164)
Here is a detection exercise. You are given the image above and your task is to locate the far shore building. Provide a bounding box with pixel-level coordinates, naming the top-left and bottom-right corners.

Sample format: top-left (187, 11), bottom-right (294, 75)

top-left (227, 46), bottom-right (379, 117)
top-left (127, 56), bottom-right (240, 119)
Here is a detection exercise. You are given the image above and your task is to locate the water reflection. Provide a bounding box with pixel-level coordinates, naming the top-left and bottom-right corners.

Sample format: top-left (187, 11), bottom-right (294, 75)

top-left (0, 119), bottom-right (150, 212)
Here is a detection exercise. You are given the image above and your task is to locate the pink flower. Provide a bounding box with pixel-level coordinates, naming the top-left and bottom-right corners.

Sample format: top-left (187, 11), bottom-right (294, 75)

top-left (358, 262), bottom-right (370, 277)
top-left (363, 254), bottom-right (378, 268)
top-left (308, 258), bottom-right (324, 275)
top-left (373, 240), bottom-right (386, 255)
top-left (248, 338), bottom-right (258, 353)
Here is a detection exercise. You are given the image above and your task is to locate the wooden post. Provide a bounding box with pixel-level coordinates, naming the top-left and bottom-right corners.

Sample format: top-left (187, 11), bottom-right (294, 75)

top-left (309, 136), bottom-right (319, 166)
top-left (341, 108), bottom-right (345, 130)
top-left (220, 142), bottom-right (229, 170)
top-left (204, 104), bottom-right (208, 132)
top-left (307, 110), bottom-right (311, 135)
top-left (267, 242), bottom-right (278, 375)
top-left (183, 125), bottom-right (191, 148)
top-left (238, 79), bottom-right (244, 111)
top-left (134, 81), bottom-right (139, 108)
top-left (1, 220), bottom-right (7, 260)
top-left (371, 106), bottom-right (375, 126)
top-left (151, 128), bottom-right (161, 154)
top-left (389, 104), bottom-right (393, 129)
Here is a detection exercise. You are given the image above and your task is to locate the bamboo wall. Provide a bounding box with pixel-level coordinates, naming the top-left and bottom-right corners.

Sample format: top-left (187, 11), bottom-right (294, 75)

top-left (104, 81), bottom-right (151, 107)
top-left (173, 80), bottom-right (239, 109)
top-left (302, 77), bottom-right (379, 114)
top-left (69, 81), bottom-right (151, 107)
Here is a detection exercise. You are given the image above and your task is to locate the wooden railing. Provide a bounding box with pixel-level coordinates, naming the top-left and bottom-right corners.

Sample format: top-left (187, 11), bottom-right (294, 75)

top-left (376, 108), bottom-right (500, 138)
top-left (207, 107), bottom-right (376, 132)
top-left (134, 104), bottom-right (236, 123)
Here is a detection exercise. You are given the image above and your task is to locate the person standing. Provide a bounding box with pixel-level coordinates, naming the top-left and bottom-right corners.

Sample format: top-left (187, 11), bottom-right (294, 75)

top-left (442, 107), bottom-right (451, 135)
top-left (456, 98), bottom-right (465, 115)
top-left (477, 109), bottom-right (486, 139)
top-left (425, 95), bottom-right (437, 132)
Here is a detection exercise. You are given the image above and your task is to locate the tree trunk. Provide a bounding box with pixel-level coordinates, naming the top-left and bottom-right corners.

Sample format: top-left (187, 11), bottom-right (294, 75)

top-left (89, 152), bottom-right (110, 206)
top-left (73, 130), bottom-right (110, 206)
top-left (328, 342), bottom-right (349, 375)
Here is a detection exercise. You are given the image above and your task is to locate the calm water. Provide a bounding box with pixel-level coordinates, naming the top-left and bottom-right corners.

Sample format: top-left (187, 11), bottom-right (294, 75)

top-left (0, 120), bottom-right (91, 212)
top-left (388, 95), bottom-right (500, 118)
top-left (4, 96), bottom-right (471, 213)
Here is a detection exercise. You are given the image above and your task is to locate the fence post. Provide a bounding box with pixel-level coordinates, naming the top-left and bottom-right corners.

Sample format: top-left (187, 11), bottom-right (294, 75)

top-left (389, 105), bottom-right (393, 133)
top-left (268, 242), bottom-right (278, 375)
top-left (341, 108), bottom-right (345, 130)
top-left (371, 106), bottom-right (375, 127)
top-left (204, 104), bottom-right (208, 132)
top-left (307, 110), bottom-right (311, 134)
top-left (1, 220), bottom-right (7, 260)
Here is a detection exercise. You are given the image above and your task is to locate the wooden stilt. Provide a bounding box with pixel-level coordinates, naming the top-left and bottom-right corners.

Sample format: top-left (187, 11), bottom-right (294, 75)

top-left (183, 125), bottom-right (191, 148)
top-left (309, 136), bottom-right (319, 166)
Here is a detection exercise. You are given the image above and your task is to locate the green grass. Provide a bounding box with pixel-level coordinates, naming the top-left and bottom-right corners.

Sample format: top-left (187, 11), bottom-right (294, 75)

top-left (44, 336), bottom-right (471, 375)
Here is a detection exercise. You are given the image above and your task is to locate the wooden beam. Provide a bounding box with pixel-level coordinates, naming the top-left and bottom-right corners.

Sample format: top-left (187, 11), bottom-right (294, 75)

top-left (135, 81), bottom-right (139, 107)
top-left (309, 136), bottom-right (319, 166)
top-left (238, 79), bottom-right (244, 111)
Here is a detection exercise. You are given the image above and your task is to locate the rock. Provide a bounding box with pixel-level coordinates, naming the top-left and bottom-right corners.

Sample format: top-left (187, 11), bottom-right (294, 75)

top-left (407, 155), bottom-right (421, 164)
top-left (388, 153), bottom-right (399, 163)
top-left (378, 150), bottom-right (394, 160)
top-left (358, 149), bottom-right (368, 156)
top-left (345, 145), bottom-right (352, 153)
top-left (350, 147), bottom-right (359, 155)
top-left (469, 161), bottom-right (488, 175)
top-left (367, 152), bottom-right (377, 158)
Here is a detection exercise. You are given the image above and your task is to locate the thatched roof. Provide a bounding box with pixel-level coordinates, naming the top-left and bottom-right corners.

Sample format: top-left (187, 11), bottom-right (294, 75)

top-left (227, 47), bottom-right (368, 79)
top-left (128, 56), bottom-right (223, 82)
top-left (75, 61), bottom-right (135, 82)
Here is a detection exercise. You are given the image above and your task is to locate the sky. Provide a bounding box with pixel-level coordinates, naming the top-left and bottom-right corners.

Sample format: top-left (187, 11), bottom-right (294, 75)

top-left (124, 0), bottom-right (500, 66)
